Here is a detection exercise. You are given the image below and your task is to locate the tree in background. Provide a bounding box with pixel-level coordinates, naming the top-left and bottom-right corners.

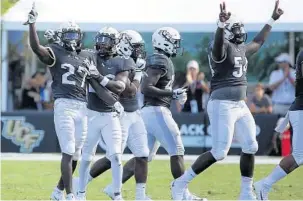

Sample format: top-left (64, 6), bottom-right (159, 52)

top-left (1, 0), bottom-right (19, 15)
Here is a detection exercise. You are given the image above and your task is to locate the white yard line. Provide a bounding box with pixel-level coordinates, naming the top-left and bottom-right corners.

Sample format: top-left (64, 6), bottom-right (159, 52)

top-left (0, 153), bottom-right (283, 164)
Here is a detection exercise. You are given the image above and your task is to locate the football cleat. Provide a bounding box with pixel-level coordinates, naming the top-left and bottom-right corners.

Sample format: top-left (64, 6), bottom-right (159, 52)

top-left (238, 192), bottom-right (257, 200)
top-left (66, 193), bottom-right (76, 201)
top-left (103, 184), bottom-right (115, 200)
top-left (50, 187), bottom-right (65, 201)
top-left (76, 191), bottom-right (86, 201)
top-left (183, 188), bottom-right (208, 201)
top-left (253, 180), bottom-right (270, 200)
top-left (113, 195), bottom-right (124, 200)
top-left (170, 180), bottom-right (186, 200)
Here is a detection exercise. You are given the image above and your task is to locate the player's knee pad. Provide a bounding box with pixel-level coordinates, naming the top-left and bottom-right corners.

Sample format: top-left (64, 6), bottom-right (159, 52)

top-left (210, 149), bottom-right (228, 161)
top-left (242, 141), bottom-right (259, 155)
top-left (292, 151), bottom-right (303, 166)
top-left (109, 153), bottom-right (122, 166)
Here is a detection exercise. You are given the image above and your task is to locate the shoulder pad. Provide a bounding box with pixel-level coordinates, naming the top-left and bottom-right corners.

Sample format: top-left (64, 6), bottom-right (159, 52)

top-left (146, 53), bottom-right (169, 69)
top-left (45, 43), bottom-right (62, 58)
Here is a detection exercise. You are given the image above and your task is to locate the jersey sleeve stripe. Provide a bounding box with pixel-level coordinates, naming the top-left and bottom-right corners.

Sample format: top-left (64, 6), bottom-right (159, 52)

top-left (210, 51), bottom-right (227, 64)
top-left (46, 47), bottom-right (56, 67)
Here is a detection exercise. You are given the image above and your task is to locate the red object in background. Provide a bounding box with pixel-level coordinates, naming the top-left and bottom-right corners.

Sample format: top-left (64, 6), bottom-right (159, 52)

top-left (281, 129), bottom-right (291, 156)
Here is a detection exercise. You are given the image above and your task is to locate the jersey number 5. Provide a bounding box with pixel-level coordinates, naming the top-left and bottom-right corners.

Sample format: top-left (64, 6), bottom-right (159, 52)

top-left (232, 57), bottom-right (247, 78)
top-left (61, 64), bottom-right (88, 88)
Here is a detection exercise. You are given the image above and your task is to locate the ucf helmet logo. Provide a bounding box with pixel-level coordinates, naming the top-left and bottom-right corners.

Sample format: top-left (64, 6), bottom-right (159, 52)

top-left (1, 116), bottom-right (44, 153)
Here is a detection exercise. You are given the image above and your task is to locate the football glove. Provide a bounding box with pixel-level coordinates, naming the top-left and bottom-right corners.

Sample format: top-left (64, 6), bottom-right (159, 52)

top-left (23, 2), bottom-right (38, 25)
top-left (82, 58), bottom-right (100, 78)
top-left (172, 87), bottom-right (188, 105)
top-left (135, 58), bottom-right (146, 72)
top-left (114, 102), bottom-right (125, 117)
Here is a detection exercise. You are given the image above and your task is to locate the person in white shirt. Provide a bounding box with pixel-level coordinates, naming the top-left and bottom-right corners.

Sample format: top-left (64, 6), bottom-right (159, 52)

top-left (269, 53), bottom-right (295, 116)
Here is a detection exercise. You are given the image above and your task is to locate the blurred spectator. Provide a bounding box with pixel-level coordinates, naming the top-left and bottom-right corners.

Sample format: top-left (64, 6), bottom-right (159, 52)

top-left (269, 53), bottom-right (295, 116)
top-left (179, 60), bottom-right (209, 113)
top-left (41, 69), bottom-right (54, 110)
top-left (249, 83), bottom-right (272, 114)
top-left (20, 71), bottom-right (46, 110)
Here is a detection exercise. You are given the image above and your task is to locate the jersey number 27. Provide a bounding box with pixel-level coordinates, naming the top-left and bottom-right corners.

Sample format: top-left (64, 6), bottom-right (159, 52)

top-left (61, 64), bottom-right (88, 88)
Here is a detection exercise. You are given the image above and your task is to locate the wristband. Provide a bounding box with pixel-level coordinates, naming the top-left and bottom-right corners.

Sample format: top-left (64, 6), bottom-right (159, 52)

top-left (218, 21), bottom-right (225, 28)
top-left (134, 71), bottom-right (143, 82)
top-left (100, 77), bottom-right (109, 87)
top-left (267, 18), bottom-right (275, 26)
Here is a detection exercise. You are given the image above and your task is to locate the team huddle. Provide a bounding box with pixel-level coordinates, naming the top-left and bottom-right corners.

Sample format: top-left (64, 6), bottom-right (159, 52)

top-left (24, 0), bottom-right (303, 200)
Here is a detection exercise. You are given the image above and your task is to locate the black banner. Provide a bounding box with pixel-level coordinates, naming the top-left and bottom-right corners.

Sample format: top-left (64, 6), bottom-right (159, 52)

top-left (1, 111), bottom-right (59, 153)
top-left (1, 111), bottom-right (279, 155)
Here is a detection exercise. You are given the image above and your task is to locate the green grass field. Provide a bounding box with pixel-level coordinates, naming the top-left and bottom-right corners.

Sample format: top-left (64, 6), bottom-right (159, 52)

top-left (1, 160), bottom-right (303, 200)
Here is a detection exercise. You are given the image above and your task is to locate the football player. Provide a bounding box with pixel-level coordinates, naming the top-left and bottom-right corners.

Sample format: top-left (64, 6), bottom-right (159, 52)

top-left (171, 1), bottom-right (283, 200)
top-left (24, 4), bottom-right (121, 200)
top-left (254, 51), bottom-right (303, 200)
top-left (139, 27), bottom-right (203, 200)
top-left (77, 27), bottom-right (135, 200)
top-left (82, 30), bottom-right (150, 200)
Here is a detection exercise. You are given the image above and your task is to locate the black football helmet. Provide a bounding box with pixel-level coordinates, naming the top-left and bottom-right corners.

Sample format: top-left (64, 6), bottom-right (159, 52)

top-left (57, 21), bottom-right (83, 51)
top-left (95, 27), bottom-right (119, 56)
top-left (223, 15), bottom-right (247, 44)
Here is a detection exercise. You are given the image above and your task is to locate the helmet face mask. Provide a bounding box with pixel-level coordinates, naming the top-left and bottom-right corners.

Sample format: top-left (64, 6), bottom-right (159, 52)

top-left (227, 23), bottom-right (247, 44)
top-left (95, 27), bottom-right (119, 56)
top-left (131, 43), bottom-right (146, 60)
top-left (223, 16), bottom-right (247, 45)
top-left (58, 22), bottom-right (82, 51)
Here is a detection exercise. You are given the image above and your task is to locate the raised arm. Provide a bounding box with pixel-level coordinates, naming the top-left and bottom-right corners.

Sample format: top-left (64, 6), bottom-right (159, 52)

top-left (245, 0), bottom-right (284, 57)
top-left (141, 68), bottom-right (173, 97)
top-left (212, 2), bottom-right (231, 62)
top-left (24, 3), bottom-right (54, 65)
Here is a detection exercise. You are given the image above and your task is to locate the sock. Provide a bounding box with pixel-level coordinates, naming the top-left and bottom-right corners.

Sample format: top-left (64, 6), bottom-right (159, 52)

top-left (110, 155), bottom-right (123, 194)
top-left (263, 165), bottom-right (287, 187)
top-left (78, 160), bottom-right (91, 192)
top-left (177, 167), bottom-right (197, 183)
top-left (241, 176), bottom-right (253, 193)
top-left (135, 183), bottom-right (146, 199)
top-left (87, 173), bottom-right (93, 184)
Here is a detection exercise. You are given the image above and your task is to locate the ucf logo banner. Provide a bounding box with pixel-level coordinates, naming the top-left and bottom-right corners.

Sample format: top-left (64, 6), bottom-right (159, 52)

top-left (1, 116), bottom-right (45, 153)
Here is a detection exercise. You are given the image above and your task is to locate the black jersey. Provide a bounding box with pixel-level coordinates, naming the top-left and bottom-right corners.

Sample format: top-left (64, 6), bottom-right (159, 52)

top-left (47, 44), bottom-right (91, 102)
top-left (208, 40), bottom-right (248, 100)
top-left (143, 53), bottom-right (175, 108)
top-left (289, 50), bottom-right (303, 111)
top-left (87, 54), bottom-right (135, 112)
